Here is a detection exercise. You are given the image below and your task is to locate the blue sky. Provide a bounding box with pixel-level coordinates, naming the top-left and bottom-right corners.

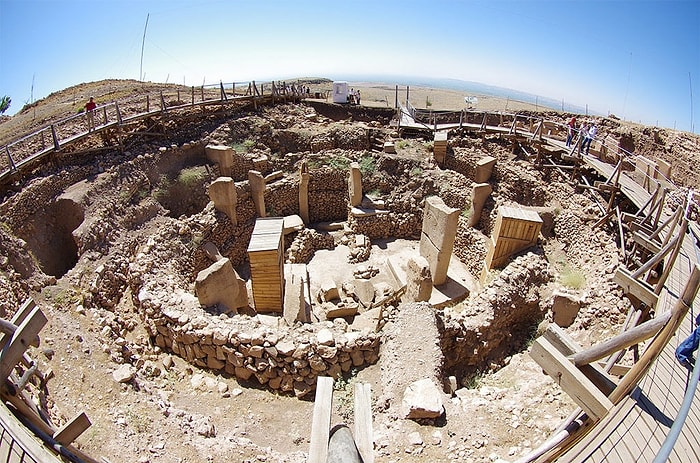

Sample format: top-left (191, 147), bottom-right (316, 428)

top-left (1, 0), bottom-right (698, 132)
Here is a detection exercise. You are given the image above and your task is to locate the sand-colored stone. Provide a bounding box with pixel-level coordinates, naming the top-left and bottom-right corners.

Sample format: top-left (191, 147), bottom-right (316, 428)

top-left (348, 162), bottom-right (362, 207)
top-left (475, 156), bottom-right (496, 183)
top-left (248, 170), bottom-right (266, 217)
top-left (208, 176), bottom-right (238, 225)
top-left (404, 255), bottom-right (432, 302)
top-left (195, 258), bottom-right (248, 313)
top-left (468, 183), bottom-right (492, 228)
top-left (205, 145), bottom-right (235, 177)
top-left (420, 196), bottom-right (460, 285)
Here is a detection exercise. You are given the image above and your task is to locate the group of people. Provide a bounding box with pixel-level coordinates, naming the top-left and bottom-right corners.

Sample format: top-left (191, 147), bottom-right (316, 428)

top-left (348, 88), bottom-right (361, 105)
top-left (565, 116), bottom-right (597, 155)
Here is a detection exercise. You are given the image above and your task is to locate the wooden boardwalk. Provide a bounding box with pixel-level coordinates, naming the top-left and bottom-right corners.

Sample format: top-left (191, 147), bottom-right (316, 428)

top-left (397, 106), bottom-right (700, 462)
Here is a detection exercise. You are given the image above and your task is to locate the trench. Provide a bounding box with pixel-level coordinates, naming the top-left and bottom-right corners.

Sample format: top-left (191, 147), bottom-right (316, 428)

top-left (25, 197), bottom-right (84, 278)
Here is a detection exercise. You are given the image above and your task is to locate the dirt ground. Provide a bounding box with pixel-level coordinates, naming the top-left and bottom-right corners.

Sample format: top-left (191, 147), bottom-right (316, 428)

top-left (0, 78), bottom-right (698, 463)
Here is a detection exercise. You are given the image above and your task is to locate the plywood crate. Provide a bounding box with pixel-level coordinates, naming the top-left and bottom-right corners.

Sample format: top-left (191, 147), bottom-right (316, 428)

top-left (485, 206), bottom-right (542, 270)
top-left (247, 217), bottom-right (284, 312)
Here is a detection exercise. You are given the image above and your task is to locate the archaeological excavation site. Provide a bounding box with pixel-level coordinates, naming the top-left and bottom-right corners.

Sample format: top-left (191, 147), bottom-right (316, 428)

top-left (0, 79), bottom-right (698, 463)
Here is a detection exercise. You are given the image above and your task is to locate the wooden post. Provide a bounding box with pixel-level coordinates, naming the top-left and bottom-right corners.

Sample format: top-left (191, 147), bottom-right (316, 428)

top-left (308, 376), bottom-right (334, 463)
top-left (48, 125), bottom-right (60, 151)
top-left (5, 145), bottom-right (16, 171)
top-left (114, 101), bottom-right (122, 125)
top-left (394, 85), bottom-right (398, 109)
top-left (0, 307), bottom-right (47, 382)
top-left (146, 94), bottom-right (150, 112)
top-left (160, 91), bottom-right (166, 112)
top-left (220, 81), bottom-right (227, 101)
top-left (191, 86), bottom-right (195, 105)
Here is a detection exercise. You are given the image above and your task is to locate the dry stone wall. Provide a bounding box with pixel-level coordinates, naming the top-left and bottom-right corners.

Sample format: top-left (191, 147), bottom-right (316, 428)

top-left (308, 168), bottom-right (348, 223)
top-left (439, 252), bottom-right (551, 382)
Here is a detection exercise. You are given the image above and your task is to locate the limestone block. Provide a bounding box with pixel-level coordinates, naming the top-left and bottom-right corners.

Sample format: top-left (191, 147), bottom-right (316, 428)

top-left (248, 170), bottom-right (266, 217)
top-left (325, 302), bottom-right (359, 319)
top-left (467, 183), bottom-right (492, 228)
top-left (283, 215), bottom-right (305, 235)
top-left (318, 277), bottom-right (340, 302)
top-left (419, 238), bottom-right (451, 286)
top-left (352, 279), bottom-right (376, 308)
top-left (208, 177), bottom-right (237, 225)
top-left (383, 141), bottom-right (396, 153)
top-left (552, 291), bottom-right (582, 328)
top-left (195, 258), bottom-right (248, 313)
top-left (402, 379), bottom-right (445, 419)
top-left (284, 264), bottom-right (309, 325)
top-left (349, 162), bottom-right (363, 207)
top-left (420, 196), bottom-right (459, 285)
top-left (205, 145), bottom-right (234, 177)
top-left (421, 196), bottom-right (460, 251)
top-left (475, 156), bottom-right (496, 183)
top-left (404, 256), bottom-right (433, 302)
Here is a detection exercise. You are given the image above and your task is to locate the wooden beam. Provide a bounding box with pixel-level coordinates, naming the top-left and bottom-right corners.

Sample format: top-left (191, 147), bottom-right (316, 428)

top-left (613, 268), bottom-right (659, 308)
top-left (530, 337), bottom-right (613, 420)
top-left (354, 382), bottom-right (374, 463)
top-left (632, 231), bottom-right (661, 254)
top-left (0, 307), bottom-right (47, 382)
top-left (597, 362), bottom-right (631, 377)
top-left (308, 376), bottom-right (334, 463)
top-left (609, 264), bottom-right (700, 404)
top-left (53, 411), bottom-right (91, 446)
top-left (568, 310), bottom-right (671, 366)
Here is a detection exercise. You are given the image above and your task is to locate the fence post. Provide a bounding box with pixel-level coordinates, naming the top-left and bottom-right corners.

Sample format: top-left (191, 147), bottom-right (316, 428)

top-left (160, 91), bottom-right (167, 112)
top-left (51, 125), bottom-right (60, 151)
top-left (114, 101), bottom-right (123, 125)
top-left (146, 94), bottom-right (150, 113)
top-left (191, 86), bottom-right (195, 105)
top-left (232, 82), bottom-right (236, 98)
top-left (6, 146), bottom-right (16, 171)
top-left (102, 106), bottom-right (108, 126)
top-left (220, 81), bottom-right (227, 101)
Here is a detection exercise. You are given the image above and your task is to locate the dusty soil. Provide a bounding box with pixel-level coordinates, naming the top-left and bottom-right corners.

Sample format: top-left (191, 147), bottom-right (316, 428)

top-left (0, 78), bottom-right (698, 463)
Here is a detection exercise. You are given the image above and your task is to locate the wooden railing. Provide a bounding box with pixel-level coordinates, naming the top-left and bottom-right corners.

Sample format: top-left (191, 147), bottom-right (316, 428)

top-left (0, 80), bottom-right (307, 182)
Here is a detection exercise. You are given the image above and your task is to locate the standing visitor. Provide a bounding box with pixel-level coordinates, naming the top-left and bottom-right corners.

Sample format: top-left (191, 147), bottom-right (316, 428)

top-left (85, 97), bottom-right (97, 131)
top-left (577, 123), bottom-right (589, 155)
top-left (566, 116), bottom-right (577, 147)
top-left (582, 123), bottom-right (597, 155)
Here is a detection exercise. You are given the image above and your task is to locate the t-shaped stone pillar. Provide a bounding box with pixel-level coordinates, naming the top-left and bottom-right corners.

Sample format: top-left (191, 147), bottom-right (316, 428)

top-left (208, 177), bottom-right (238, 225)
top-left (248, 170), bottom-right (266, 217)
top-left (475, 156), bottom-right (496, 183)
top-left (348, 162), bottom-right (362, 207)
top-left (419, 196), bottom-right (460, 286)
top-left (467, 183), bottom-right (492, 228)
top-left (205, 144), bottom-right (235, 177)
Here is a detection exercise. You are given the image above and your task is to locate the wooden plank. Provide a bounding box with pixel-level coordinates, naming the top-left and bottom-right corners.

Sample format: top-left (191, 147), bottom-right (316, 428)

top-left (530, 337), bottom-right (613, 420)
top-left (354, 382), bottom-right (374, 463)
top-left (53, 412), bottom-right (91, 446)
top-left (597, 362), bottom-right (631, 377)
top-left (632, 231), bottom-right (662, 254)
top-left (0, 307), bottom-right (47, 382)
top-left (613, 268), bottom-right (659, 308)
top-left (308, 376), bottom-right (334, 463)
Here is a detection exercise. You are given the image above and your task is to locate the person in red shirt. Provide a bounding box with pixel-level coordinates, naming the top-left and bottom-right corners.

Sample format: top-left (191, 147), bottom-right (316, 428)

top-left (85, 97), bottom-right (97, 131)
top-left (565, 116), bottom-right (577, 147)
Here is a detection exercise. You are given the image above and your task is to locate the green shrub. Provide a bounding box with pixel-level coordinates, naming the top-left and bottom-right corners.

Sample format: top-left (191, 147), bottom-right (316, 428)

top-left (177, 167), bottom-right (206, 188)
top-left (359, 156), bottom-right (375, 175)
top-left (560, 266), bottom-right (586, 289)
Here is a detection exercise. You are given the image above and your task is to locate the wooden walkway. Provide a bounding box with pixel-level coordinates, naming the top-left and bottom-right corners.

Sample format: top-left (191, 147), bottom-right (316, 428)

top-left (397, 106), bottom-right (700, 462)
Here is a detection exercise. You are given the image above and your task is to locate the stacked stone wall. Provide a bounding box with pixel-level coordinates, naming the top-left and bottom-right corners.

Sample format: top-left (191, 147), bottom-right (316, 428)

top-left (148, 303), bottom-right (380, 397)
top-left (439, 252), bottom-right (551, 381)
top-left (308, 168), bottom-right (348, 223)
